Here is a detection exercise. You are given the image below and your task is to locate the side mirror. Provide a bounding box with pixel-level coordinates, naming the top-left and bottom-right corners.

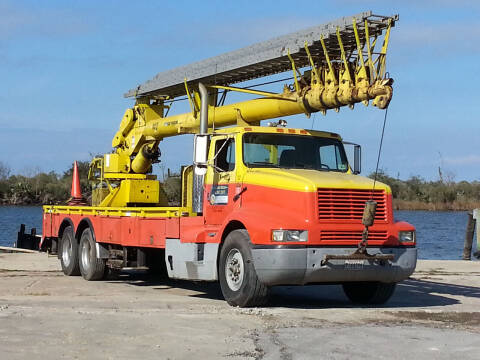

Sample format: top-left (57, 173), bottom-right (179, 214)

top-left (343, 141), bottom-right (361, 175)
top-left (353, 144), bottom-right (361, 175)
top-left (193, 134), bottom-right (209, 175)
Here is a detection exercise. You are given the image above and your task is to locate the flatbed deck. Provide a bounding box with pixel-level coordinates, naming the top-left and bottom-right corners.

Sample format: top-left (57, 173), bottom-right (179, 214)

top-left (43, 205), bottom-right (186, 218)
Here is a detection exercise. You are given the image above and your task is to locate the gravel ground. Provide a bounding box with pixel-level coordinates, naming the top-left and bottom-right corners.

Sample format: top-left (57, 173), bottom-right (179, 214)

top-left (0, 253), bottom-right (479, 359)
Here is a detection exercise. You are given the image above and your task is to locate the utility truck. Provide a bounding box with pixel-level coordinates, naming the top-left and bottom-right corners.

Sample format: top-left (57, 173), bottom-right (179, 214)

top-left (41, 11), bottom-right (417, 307)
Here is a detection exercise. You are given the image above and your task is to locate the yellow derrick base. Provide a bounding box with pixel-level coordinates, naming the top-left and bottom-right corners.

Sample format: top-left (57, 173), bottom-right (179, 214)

top-left (93, 179), bottom-right (168, 207)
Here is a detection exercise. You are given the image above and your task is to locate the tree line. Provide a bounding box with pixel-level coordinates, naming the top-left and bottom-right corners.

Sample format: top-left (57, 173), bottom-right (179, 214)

top-left (0, 161), bottom-right (181, 206)
top-left (369, 170), bottom-right (480, 210)
top-left (0, 161), bottom-right (91, 205)
top-left (0, 161), bottom-right (478, 210)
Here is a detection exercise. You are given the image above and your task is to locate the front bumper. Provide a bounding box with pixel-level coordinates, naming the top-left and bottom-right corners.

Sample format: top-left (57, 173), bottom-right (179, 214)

top-left (251, 246), bottom-right (417, 286)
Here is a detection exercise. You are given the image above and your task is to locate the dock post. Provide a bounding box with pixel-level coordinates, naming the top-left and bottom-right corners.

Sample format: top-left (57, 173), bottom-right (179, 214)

top-left (473, 209), bottom-right (480, 259)
top-left (16, 224), bottom-right (26, 248)
top-left (463, 212), bottom-right (475, 260)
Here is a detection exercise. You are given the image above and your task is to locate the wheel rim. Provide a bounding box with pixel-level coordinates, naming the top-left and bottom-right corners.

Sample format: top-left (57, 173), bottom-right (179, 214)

top-left (62, 237), bottom-right (71, 267)
top-left (225, 248), bottom-right (244, 291)
top-left (81, 239), bottom-right (91, 271)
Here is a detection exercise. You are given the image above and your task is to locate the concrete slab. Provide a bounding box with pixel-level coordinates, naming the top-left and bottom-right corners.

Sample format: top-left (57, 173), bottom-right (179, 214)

top-left (0, 253), bottom-right (479, 359)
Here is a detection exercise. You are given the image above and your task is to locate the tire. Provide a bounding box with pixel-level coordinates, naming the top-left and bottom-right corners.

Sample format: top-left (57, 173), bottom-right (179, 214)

top-left (342, 281), bottom-right (397, 305)
top-left (219, 229), bottom-right (269, 307)
top-left (60, 225), bottom-right (80, 276)
top-left (146, 249), bottom-right (168, 278)
top-left (78, 228), bottom-right (106, 281)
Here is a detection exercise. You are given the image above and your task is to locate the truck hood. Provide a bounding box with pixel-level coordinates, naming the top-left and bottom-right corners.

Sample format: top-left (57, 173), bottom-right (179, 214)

top-left (242, 168), bottom-right (391, 193)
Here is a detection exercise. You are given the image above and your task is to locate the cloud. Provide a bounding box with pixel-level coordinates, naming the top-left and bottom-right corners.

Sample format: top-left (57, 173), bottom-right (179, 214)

top-left (444, 155), bottom-right (480, 165)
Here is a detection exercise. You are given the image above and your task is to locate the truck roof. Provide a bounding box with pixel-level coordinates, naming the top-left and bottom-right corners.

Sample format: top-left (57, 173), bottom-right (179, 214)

top-left (125, 11), bottom-right (397, 99)
top-left (212, 126), bottom-right (342, 140)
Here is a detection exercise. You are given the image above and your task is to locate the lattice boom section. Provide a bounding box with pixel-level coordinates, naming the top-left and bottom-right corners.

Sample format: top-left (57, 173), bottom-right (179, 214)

top-left (321, 230), bottom-right (388, 241)
top-left (317, 188), bottom-right (387, 222)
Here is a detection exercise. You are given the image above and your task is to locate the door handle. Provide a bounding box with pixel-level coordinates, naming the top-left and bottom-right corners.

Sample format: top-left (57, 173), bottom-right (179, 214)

top-left (233, 186), bottom-right (247, 201)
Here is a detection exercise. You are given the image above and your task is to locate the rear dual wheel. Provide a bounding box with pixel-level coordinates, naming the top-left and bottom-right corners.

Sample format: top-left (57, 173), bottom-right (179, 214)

top-left (79, 228), bottom-right (107, 281)
top-left (60, 226), bottom-right (80, 276)
top-left (219, 230), bottom-right (269, 307)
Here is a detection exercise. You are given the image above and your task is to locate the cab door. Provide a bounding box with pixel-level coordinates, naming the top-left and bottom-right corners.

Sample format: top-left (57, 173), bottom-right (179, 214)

top-left (204, 135), bottom-right (236, 225)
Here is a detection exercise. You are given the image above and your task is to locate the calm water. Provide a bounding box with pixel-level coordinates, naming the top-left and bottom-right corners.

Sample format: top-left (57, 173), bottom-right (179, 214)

top-left (395, 210), bottom-right (477, 260)
top-left (0, 206), bottom-right (477, 260)
top-left (0, 206), bottom-right (43, 248)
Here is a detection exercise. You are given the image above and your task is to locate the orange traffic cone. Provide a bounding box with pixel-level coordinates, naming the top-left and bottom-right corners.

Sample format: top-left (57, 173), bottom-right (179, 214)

top-left (68, 161), bottom-right (86, 206)
top-left (71, 161), bottom-right (82, 199)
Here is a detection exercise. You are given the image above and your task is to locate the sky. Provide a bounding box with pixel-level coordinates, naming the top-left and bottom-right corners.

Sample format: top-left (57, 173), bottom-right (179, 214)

top-left (1, 0), bottom-right (479, 181)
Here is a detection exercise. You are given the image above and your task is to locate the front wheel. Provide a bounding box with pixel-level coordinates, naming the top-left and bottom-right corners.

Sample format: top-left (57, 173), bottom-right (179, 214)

top-left (342, 281), bottom-right (397, 305)
top-left (79, 228), bottom-right (106, 281)
top-left (219, 229), bottom-right (269, 307)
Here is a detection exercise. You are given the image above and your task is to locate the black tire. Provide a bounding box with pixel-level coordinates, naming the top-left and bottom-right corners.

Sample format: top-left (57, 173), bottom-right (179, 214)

top-left (78, 228), bottom-right (106, 281)
top-left (342, 281), bottom-right (397, 305)
top-left (219, 229), bottom-right (269, 307)
top-left (60, 225), bottom-right (80, 276)
top-left (146, 249), bottom-right (168, 278)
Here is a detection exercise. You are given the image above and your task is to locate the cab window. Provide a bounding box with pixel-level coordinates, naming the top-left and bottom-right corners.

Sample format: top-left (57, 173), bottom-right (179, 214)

top-left (215, 138), bottom-right (235, 172)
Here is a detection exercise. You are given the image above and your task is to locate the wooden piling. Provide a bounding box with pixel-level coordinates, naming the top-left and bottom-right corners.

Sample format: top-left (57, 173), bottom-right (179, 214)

top-left (473, 209), bottom-right (480, 259)
top-left (463, 212), bottom-right (475, 260)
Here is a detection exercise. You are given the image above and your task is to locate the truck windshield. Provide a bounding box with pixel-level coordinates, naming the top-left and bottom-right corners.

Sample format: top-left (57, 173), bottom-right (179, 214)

top-left (243, 133), bottom-right (349, 172)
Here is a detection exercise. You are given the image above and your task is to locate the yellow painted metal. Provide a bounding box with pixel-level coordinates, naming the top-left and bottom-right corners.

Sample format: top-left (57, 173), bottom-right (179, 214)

top-left (130, 142), bottom-right (159, 173)
top-left (286, 49), bottom-right (300, 93)
top-left (336, 27), bottom-right (354, 107)
top-left (319, 35), bottom-right (339, 110)
top-left (319, 36), bottom-right (335, 82)
top-left (43, 204), bottom-right (190, 218)
top-left (209, 85), bottom-right (284, 100)
top-left (364, 19), bottom-right (376, 81)
top-left (204, 134), bottom-right (238, 190)
top-left (98, 179), bottom-right (166, 207)
top-left (104, 153), bottom-right (130, 174)
top-left (241, 168), bottom-right (391, 193)
top-left (352, 18), bottom-right (369, 106)
top-left (181, 165), bottom-right (194, 209)
top-left (103, 173), bottom-right (156, 180)
top-left (112, 108), bottom-right (135, 148)
top-left (377, 19), bottom-right (392, 79)
top-left (184, 78), bottom-right (197, 115)
top-left (92, 187), bottom-right (110, 207)
top-left (304, 41), bottom-right (321, 86)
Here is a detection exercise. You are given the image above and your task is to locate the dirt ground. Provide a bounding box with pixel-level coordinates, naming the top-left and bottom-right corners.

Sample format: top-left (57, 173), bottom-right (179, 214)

top-left (0, 252), bottom-right (479, 359)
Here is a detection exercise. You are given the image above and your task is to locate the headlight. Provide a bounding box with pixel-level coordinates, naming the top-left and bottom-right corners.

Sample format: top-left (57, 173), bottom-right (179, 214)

top-left (399, 231), bottom-right (415, 243)
top-left (272, 230), bottom-right (308, 242)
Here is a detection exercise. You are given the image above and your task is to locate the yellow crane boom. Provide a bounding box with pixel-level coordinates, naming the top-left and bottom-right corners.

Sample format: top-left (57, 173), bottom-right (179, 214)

top-left (89, 11), bottom-right (397, 207)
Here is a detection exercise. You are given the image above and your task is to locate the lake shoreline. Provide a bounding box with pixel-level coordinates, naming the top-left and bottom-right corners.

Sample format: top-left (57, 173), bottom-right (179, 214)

top-left (2, 201), bottom-right (479, 212)
top-left (394, 199), bottom-right (480, 211)
top-left (0, 207), bottom-right (476, 260)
